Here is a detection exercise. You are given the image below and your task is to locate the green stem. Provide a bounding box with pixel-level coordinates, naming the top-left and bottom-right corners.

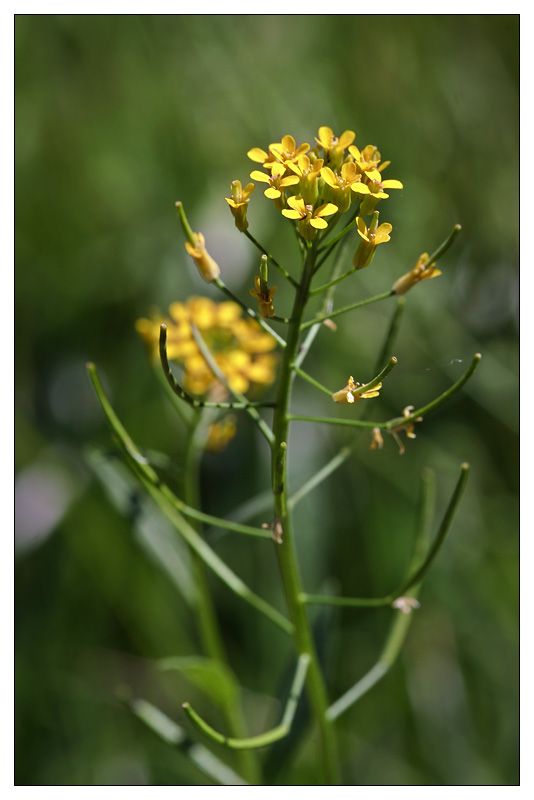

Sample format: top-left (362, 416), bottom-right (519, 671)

top-left (243, 229), bottom-right (298, 287)
top-left (426, 224), bottom-right (462, 266)
top-left (269, 241), bottom-right (340, 784)
top-left (182, 654), bottom-right (310, 750)
top-left (301, 290), bottom-right (394, 331)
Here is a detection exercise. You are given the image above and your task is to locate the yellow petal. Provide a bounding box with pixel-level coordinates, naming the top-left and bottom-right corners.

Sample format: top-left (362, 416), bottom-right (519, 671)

top-left (310, 217), bottom-right (328, 229)
top-left (381, 179), bottom-right (403, 190)
top-left (320, 167), bottom-right (338, 188)
top-left (265, 187), bottom-right (281, 199)
top-left (280, 175), bottom-right (300, 187)
top-left (282, 209), bottom-right (302, 219)
top-left (250, 170), bottom-right (271, 183)
top-left (317, 126), bottom-right (333, 147)
top-left (350, 183), bottom-right (370, 194)
top-left (316, 203), bottom-right (338, 217)
top-left (286, 195), bottom-right (305, 212)
top-left (339, 130), bottom-right (356, 148)
top-left (281, 134), bottom-right (296, 152)
top-left (247, 147), bottom-right (269, 163)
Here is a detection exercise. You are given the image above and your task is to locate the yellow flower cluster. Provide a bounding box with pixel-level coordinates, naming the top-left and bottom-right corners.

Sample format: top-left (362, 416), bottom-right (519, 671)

top-left (226, 127), bottom-right (402, 244)
top-left (136, 297), bottom-right (277, 396)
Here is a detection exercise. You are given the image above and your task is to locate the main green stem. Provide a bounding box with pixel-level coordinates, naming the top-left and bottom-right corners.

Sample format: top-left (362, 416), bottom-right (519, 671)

top-left (183, 415), bottom-right (261, 785)
top-left (270, 241), bottom-right (340, 785)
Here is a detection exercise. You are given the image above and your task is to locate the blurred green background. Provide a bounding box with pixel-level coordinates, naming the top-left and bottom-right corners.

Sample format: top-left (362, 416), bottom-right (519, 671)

top-left (15, 14), bottom-right (518, 786)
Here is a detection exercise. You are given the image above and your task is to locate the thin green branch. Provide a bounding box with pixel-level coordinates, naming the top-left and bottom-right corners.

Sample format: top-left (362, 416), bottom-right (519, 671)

top-left (243, 229), bottom-right (298, 287)
top-left (392, 462), bottom-right (469, 596)
top-left (289, 448), bottom-right (351, 510)
top-left (182, 654), bottom-right (310, 750)
top-left (289, 353), bottom-right (480, 431)
top-left (189, 322), bottom-right (275, 445)
top-left (325, 468), bottom-right (437, 721)
top-left (292, 364), bottom-right (333, 398)
top-left (303, 463), bottom-right (468, 609)
top-left (158, 325), bottom-right (271, 410)
top-left (426, 223), bottom-right (462, 266)
top-left (300, 290), bottom-right (394, 331)
top-left (293, 225), bottom-right (354, 370)
top-left (87, 363), bottom-right (292, 635)
top-left (316, 216), bottom-right (359, 256)
top-left (309, 265), bottom-right (360, 296)
top-left (384, 353), bottom-right (482, 431)
top-left (213, 277), bottom-right (288, 348)
top-left (374, 297), bottom-right (406, 377)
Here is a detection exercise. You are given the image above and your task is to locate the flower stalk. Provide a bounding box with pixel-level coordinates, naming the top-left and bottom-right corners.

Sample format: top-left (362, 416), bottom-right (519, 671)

top-left (88, 126), bottom-right (477, 786)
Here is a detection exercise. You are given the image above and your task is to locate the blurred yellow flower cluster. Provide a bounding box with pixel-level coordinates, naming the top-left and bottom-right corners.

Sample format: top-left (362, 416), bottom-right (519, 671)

top-left (227, 127), bottom-right (402, 242)
top-left (136, 297), bottom-right (277, 396)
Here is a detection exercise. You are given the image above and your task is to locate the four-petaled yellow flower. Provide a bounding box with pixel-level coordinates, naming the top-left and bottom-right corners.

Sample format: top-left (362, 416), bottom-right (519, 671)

top-left (348, 144), bottom-right (390, 176)
top-left (249, 276), bottom-right (278, 318)
top-left (315, 126), bottom-right (356, 169)
top-left (352, 216), bottom-right (392, 269)
top-left (332, 376), bottom-right (382, 404)
top-left (392, 252), bottom-right (442, 295)
top-left (248, 135), bottom-right (309, 172)
top-left (136, 297), bottom-right (277, 396)
top-left (321, 161), bottom-right (370, 212)
top-left (269, 134), bottom-right (310, 167)
top-left (250, 163), bottom-right (299, 208)
top-left (184, 232), bottom-right (221, 283)
top-left (359, 167), bottom-right (403, 215)
top-left (281, 196), bottom-right (338, 240)
top-left (225, 179), bottom-right (255, 232)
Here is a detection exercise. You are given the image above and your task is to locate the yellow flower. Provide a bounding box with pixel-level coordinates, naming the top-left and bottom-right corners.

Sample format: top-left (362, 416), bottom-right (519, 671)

top-left (136, 297), bottom-right (277, 396)
top-left (269, 134), bottom-right (310, 167)
top-left (281, 196), bottom-right (338, 240)
top-left (249, 276), bottom-right (278, 318)
top-left (224, 179), bottom-right (255, 232)
top-left (359, 167), bottom-right (403, 215)
top-left (332, 376), bottom-right (382, 404)
top-left (287, 154), bottom-right (324, 205)
top-left (315, 126), bottom-right (356, 169)
top-left (352, 216), bottom-right (392, 269)
top-left (392, 253), bottom-right (442, 295)
top-left (184, 232), bottom-right (221, 283)
top-left (348, 144), bottom-right (390, 176)
top-left (250, 163), bottom-right (299, 209)
top-left (321, 161), bottom-right (370, 212)
top-left (248, 134), bottom-right (309, 171)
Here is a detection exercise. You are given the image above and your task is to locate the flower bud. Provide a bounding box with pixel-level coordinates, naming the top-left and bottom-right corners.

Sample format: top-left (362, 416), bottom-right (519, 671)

top-left (392, 253), bottom-right (441, 295)
top-left (184, 233), bottom-right (221, 282)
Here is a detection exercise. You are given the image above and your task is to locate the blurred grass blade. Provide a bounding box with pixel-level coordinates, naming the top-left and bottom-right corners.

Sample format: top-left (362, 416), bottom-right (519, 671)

top-left (159, 656), bottom-right (239, 710)
top-left (128, 697), bottom-right (247, 785)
